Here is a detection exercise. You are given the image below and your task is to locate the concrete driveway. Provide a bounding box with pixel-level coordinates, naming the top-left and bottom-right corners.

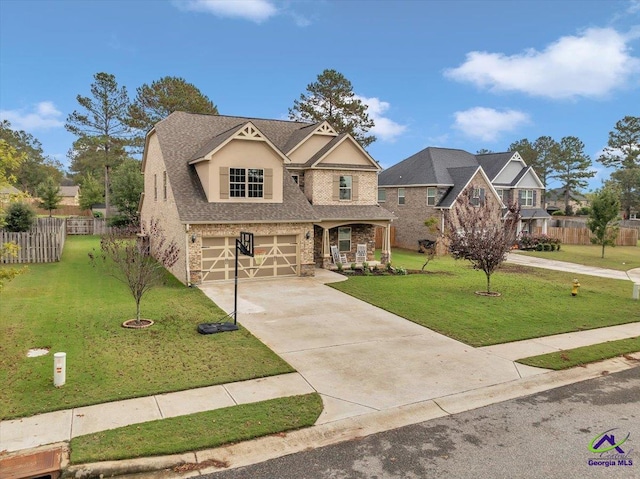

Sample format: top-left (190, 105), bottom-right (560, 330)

top-left (199, 270), bottom-right (540, 423)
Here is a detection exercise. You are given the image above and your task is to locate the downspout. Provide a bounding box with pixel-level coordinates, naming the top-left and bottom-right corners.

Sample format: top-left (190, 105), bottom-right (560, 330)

top-left (185, 224), bottom-right (191, 286)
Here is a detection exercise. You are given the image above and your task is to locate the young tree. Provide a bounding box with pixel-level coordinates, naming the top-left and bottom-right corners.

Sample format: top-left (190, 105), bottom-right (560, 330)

top-left (37, 177), bottom-right (62, 216)
top-left (550, 136), bottom-right (595, 214)
top-left (89, 219), bottom-right (179, 326)
top-left (66, 72), bottom-right (131, 217)
top-left (446, 187), bottom-right (521, 295)
top-left (126, 76), bottom-right (218, 150)
top-left (78, 173), bottom-right (104, 211)
top-left (599, 116), bottom-right (640, 218)
top-left (289, 69), bottom-right (376, 147)
top-left (587, 188), bottom-right (620, 258)
top-left (110, 158), bottom-right (143, 226)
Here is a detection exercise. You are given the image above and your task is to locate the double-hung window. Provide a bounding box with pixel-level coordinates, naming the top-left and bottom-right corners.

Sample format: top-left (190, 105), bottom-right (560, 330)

top-left (230, 168), bottom-right (264, 198)
top-left (427, 187), bottom-right (436, 206)
top-left (471, 187), bottom-right (485, 206)
top-left (339, 176), bottom-right (352, 200)
top-left (398, 188), bottom-right (405, 205)
top-left (520, 189), bottom-right (534, 207)
top-left (378, 189), bottom-right (386, 203)
top-left (338, 227), bottom-right (351, 252)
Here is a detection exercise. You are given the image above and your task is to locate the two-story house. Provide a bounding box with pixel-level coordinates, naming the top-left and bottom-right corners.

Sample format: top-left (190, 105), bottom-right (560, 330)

top-left (377, 147), bottom-right (548, 250)
top-left (139, 112), bottom-right (394, 284)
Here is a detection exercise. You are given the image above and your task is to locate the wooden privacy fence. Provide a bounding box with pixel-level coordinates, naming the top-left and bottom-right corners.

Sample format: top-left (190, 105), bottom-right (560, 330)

top-left (534, 226), bottom-right (638, 246)
top-left (66, 217), bottom-right (110, 235)
top-left (1, 217), bottom-right (66, 264)
top-left (375, 226), bottom-right (397, 249)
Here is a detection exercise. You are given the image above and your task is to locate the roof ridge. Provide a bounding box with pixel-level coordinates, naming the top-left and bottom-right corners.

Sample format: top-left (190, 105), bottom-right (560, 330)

top-left (169, 111), bottom-right (315, 127)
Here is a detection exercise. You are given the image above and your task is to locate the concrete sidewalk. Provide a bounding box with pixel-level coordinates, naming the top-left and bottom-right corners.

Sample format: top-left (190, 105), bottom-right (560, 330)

top-left (0, 372), bottom-right (313, 453)
top-left (506, 251), bottom-right (639, 281)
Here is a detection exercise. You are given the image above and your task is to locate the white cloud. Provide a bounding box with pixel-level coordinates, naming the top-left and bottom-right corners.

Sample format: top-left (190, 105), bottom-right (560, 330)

top-left (453, 107), bottom-right (530, 142)
top-left (174, 0), bottom-right (278, 23)
top-left (355, 95), bottom-right (407, 142)
top-left (0, 101), bottom-right (64, 131)
top-left (445, 28), bottom-right (640, 99)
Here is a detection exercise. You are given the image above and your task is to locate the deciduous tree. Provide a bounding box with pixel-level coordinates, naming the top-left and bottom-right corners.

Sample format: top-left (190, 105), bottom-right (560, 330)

top-left (289, 69), bottom-right (375, 147)
top-left (126, 76), bottom-right (218, 151)
top-left (550, 136), bottom-right (595, 214)
top-left (66, 72), bottom-right (132, 217)
top-left (89, 219), bottom-right (179, 326)
top-left (37, 177), bottom-right (62, 216)
top-left (587, 188), bottom-right (620, 258)
top-left (78, 173), bottom-right (104, 211)
top-left (446, 187), bottom-right (521, 294)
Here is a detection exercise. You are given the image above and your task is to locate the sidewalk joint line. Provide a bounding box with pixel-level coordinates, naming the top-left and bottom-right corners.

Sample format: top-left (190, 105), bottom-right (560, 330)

top-left (154, 395), bottom-right (164, 419)
top-left (222, 385), bottom-right (239, 405)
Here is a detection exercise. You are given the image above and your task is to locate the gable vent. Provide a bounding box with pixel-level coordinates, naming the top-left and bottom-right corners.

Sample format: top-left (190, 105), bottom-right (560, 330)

top-left (236, 125), bottom-right (264, 140)
top-left (315, 123), bottom-right (337, 136)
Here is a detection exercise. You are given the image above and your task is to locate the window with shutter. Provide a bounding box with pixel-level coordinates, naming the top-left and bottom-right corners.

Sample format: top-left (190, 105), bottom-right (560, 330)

top-left (220, 167), bottom-right (229, 199)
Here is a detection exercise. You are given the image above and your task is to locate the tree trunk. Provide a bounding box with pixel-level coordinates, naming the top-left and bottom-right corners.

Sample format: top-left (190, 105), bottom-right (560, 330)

top-left (486, 273), bottom-right (491, 294)
top-left (104, 165), bottom-right (110, 219)
top-left (564, 188), bottom-right (570, 215)
top-left (136, 297), bottom-right (141, 324)
top-left (601, 243), bottom-right (605, 259)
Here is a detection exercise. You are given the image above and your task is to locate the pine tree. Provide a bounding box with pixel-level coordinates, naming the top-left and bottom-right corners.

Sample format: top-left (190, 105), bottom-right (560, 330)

top-left (289, 69), bottom-right (375, 147)
top-left (37, 177), bottom-right (62, 217)
top-left (550, 136), bottom-right (595, 214)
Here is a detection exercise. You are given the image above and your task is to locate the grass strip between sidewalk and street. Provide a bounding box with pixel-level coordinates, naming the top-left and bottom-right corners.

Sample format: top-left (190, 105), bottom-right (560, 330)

top-left (516, 336), bottom-right (640, 370)
top-left (69, 393), bottom-right (323, 464)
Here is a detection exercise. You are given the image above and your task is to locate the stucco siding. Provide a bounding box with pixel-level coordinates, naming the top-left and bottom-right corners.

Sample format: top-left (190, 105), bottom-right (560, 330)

top-left (288, 134), bottom-right (334, 163)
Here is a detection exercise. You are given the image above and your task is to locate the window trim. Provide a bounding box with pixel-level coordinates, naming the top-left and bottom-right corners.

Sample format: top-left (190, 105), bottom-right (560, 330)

top-left (339, 175), bottom-right (352, 201)
top-left (291, 174), bottom-right (299, 184)
top-left (471, 187), bottom-right (485, 206)
top-left (426, 187), bottom-right (436, 206)
top-left (229, 167), bottom-right (264, 199)
top-left (398, 187), bottom-right (405, 205)
top-left (338, 226), bottom-right (351, 252)
top-left (521, 189), bottom-right (534, 207)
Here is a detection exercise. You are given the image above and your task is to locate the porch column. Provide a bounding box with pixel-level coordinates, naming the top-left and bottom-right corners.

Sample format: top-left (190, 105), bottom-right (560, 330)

top-left (542, 218), bottom-right (548, 234)
top-left (322, 227), bottom-right (331, 269)
top-left (381, 224), bottom-right (391, 265)
top-left (517, 220), bottom-right (523, 235)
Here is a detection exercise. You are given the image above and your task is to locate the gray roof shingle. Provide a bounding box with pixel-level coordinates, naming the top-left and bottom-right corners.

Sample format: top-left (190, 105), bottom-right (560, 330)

top-left (476, 152), bottom-right (515, 181)
top-left (437, 166), bottom-right (481, 208)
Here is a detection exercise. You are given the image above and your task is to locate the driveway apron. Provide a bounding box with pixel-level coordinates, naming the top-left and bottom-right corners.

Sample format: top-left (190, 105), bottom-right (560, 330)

top-left (199, 273), bottom-right (528, 421)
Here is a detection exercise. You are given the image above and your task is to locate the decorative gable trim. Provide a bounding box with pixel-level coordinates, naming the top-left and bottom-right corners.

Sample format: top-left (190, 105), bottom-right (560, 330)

top-left (309, 135), bottom-right (380, 171)
top-left (188, 121), bottom-right (291, 166)
top-left (315, 122), bottom-right (337, 136)
top-left (286, 121), bottom-right (338, 156)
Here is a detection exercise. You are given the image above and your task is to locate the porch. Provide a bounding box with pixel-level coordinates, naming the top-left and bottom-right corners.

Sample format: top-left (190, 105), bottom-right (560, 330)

top-left (313, 222), bottom-right (392, 269)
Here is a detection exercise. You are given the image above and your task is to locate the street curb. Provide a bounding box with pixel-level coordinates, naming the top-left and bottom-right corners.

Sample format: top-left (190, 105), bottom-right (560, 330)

top-left (62, 356), bottom-right (640, 478)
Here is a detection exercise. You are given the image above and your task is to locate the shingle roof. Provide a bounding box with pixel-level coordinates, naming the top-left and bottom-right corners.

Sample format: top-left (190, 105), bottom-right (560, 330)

top-left (476, 152), bottom-right (515, 181)
top-left (520, 208), bottom-right (551, 219)
top-left (437, 166), bottom-right (481, 208)
top-left (378, 147), bottom-right (478, 186)
top-left (59, 186), bottom-right (79, 197)
top-left (283, 123), bottom-right (321, 154)
top-left (152, 112), bottom-right (319, 223)
top-left (546, 188), bottom-right (588, 202)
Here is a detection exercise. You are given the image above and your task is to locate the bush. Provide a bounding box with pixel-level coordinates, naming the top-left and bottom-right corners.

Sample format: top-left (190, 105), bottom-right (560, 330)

top-left (552, 210), bottom-right (565, 216)
top-left (576, 206), bottom-right (591, 216)
top-left (395, 266), bottom-right (407, 275)
top-left (536, 244), bottom-right (544, 251)
top-left (93, 211), bottom-right (104, 218)
top-left (350, 263), bottom-right (357, 271)
top-left (550, 244), bottom-right (557, 251)
top-left (3, 202), bottom-right (36, 232)
top-left (543, 243), bottom-right (551, 251)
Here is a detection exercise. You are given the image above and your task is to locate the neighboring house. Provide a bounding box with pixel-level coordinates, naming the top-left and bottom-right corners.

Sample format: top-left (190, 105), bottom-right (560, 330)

top-left (0, 184), bottom-right (23, 208)
top-left (545, 188), bottom-right (589, 213)
top-left (377, 148), bottom-right (549, 250)
top-left (58, 186), bottom-right (80, 206)
top-left (139, 112), bottom-right (394, 284)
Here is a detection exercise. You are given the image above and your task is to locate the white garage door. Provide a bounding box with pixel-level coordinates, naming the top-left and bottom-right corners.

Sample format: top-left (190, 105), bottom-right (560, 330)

top-left (201, 234), bottom-right (299, 282)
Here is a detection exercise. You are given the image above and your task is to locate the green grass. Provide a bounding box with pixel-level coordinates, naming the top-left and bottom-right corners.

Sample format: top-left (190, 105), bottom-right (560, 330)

top-left (0, 236), bottom-right (294, 420)
top-left (335, 249), bottom-right (640, 347)
top-left (69, 393), bottom-right (323, 464)
top-left (517, 337), bottom-right (640, 370)
top-left (516, 244), bottom-right (640, 271)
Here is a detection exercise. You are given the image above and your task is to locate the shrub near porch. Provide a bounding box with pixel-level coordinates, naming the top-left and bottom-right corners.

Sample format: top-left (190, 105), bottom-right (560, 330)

top-left (333, 249), bottom-right (640, 347)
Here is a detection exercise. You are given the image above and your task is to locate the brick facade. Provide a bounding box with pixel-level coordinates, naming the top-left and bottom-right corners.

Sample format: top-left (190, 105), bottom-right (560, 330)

top-left (313, 224), bottom-right (375, 266)
top-left (305, 169), bottom-right (378, 205)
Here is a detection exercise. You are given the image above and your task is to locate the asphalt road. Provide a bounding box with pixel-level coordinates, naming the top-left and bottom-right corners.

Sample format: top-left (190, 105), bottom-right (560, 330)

top-left (205, 366), bottom-right (640, 479)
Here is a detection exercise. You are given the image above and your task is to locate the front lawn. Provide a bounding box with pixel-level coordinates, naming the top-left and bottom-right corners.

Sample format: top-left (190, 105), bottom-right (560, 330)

top-left (0, 236), bottom-right (294, 420)
top-left (335, 249), bottom-right (640, 347)
top-left (515, 244), bottom-right (640, 271)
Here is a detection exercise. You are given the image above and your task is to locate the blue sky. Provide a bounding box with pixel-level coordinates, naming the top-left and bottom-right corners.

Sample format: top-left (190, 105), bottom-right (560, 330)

top-left (1, 0), bottom-right (639, 192)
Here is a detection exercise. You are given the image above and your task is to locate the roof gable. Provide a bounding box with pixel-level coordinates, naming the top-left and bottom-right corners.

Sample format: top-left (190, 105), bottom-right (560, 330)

top-left (437, 166), bottom-right (503, 209)
top-left (512, 166), bottom-right (544, 188)
top-left (285, 121), bottom-right (338, 156)
top-left (305, 134), bottom-right (380, 170)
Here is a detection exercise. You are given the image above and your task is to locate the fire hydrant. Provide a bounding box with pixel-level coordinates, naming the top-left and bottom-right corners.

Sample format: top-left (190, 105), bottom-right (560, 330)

top-left (571, 279), bottom-right (580, 296)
